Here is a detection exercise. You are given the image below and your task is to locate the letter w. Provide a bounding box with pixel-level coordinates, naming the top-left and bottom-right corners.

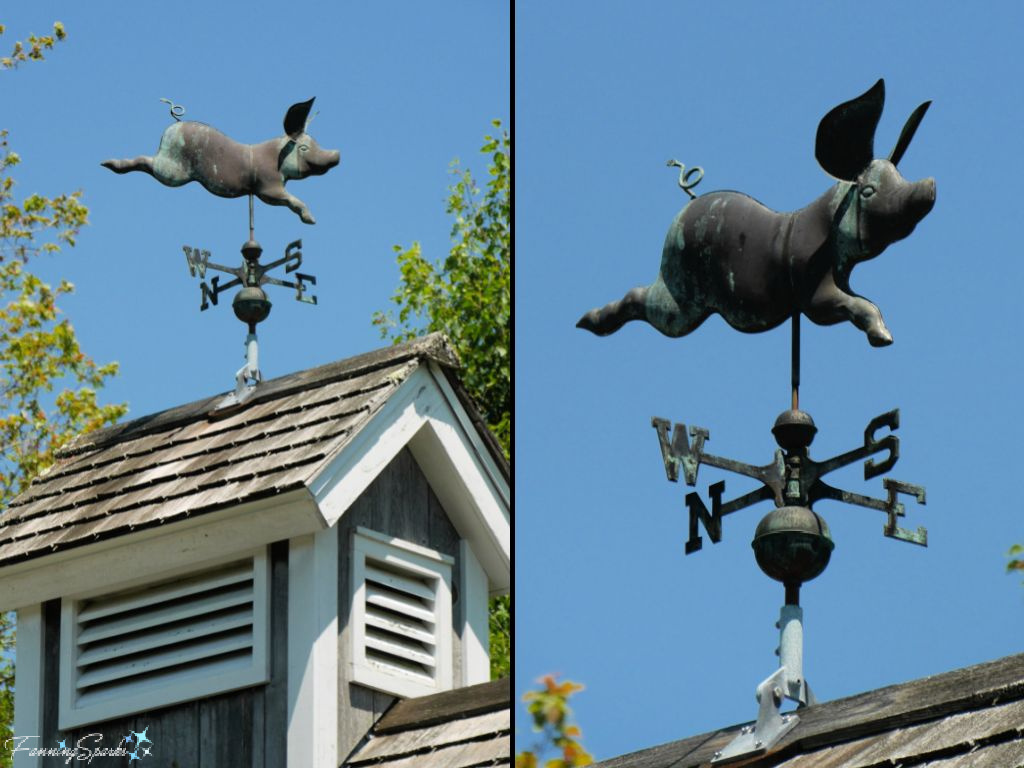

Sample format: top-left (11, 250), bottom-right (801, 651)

top-left (652, 417), bottom-right (708, 485)
top-left (184, 246), bottom-right (211, 278)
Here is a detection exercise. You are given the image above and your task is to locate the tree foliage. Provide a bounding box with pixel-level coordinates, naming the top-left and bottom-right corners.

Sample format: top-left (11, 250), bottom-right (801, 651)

top-left (0, 135), bottom-right (125, 499)
top-left (516, 676), bottom-right (594, 768)
top-left (375, 121), bottom-right (510, 453)
top-left (0, 24), bottom-right (126, 765)
top-left (374, 121), bottom-right (510, 678)
top-left (0, 22), bottom-right (66, 70)
top-left (1008, 545), bottom-right (1024, 579)
top-left (488, 589), bottom-right (511, 679)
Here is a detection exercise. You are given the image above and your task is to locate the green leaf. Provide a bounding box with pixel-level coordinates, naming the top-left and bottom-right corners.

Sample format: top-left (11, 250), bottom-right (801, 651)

top-left (0, 34), bottom-right (125, 764)
top-left (376, 121), bottom-right (510, 679)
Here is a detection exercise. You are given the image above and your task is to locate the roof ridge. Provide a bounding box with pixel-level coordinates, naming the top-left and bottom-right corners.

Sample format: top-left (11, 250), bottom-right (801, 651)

top-left (347, 725), bottom-right (511, 767)
top-left (55, 334), bottom-right (457, 459)
top-left (373, 678), bottom-right (511, 735)
top-left (593, 652), bottom-right (1024, 767)
top-left (785, 652), bottom-right (1024, 754)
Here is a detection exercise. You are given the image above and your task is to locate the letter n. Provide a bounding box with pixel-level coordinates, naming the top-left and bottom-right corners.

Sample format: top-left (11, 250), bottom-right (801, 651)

top-left (199, 276), bottom-right (220, 310)
top-left (685, 480), bottom-right (725, 554)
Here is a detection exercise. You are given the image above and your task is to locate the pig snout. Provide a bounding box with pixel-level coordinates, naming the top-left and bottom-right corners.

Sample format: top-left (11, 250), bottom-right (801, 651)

top-left (909, 177), bottom-right (936, 219)
top-left (857, 170), bottom-right (936, 252)
top-left (890, 176), bottom-right (935, 241)
top-left (307, 147), bottom-right (340, 175)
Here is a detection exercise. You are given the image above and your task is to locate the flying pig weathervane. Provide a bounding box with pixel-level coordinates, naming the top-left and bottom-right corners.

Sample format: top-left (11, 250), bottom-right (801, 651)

top-left (577, 80), bottom-right (935, 763)
top-left (102, 97), bottom-right (339, 224)
top-left (577, 79), bottom-right (934, 348)
top-left (103, 97), bottom-right (341, 405)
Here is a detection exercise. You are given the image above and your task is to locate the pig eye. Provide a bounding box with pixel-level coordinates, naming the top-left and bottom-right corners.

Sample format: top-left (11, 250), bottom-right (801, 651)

top-left (299, 144), bottom-right (309, 152)
top-left (859, 185), bottom-right (876, 199)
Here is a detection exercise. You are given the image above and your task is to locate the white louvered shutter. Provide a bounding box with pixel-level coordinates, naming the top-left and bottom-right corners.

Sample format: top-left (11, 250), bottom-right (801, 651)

top-left (351, 528), bottom-right (453, 698)
top-left (60, 553), bottom-right (269, 728)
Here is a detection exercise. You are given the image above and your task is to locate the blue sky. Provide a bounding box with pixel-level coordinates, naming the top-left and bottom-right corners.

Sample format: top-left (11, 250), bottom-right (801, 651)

top-left (517, 2), bottom-right (1024, 763)
top-left (1, 3), bottom-right (509, 418)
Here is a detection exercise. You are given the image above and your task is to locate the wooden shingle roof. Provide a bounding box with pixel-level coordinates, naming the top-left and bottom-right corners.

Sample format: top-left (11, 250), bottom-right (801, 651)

top-left (0, 333), bottom-right (504, 568)
top-left (595, 652), bottom-right (1024, 768)
top-left (344, 678), bottom-right (510, 767)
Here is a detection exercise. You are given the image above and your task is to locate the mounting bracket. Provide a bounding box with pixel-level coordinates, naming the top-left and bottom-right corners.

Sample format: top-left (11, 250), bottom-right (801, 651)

top-left (712, 605), bottom-right (812, 763)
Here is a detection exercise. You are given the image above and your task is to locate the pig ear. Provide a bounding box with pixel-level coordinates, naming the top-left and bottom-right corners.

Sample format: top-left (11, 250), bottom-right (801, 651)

top-left (815, 79), bottom-right (885, 181)
top-left (284, 98), bottom-right (316, 138)
top-left (889, 101), bottom-right (931, 167)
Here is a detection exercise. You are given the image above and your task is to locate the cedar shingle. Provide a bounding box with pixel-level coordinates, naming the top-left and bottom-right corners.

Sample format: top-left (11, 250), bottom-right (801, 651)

top-left (592, 653), bottom-right (1024, 768)
top-left (0, 336), bottom-right (463, 567)
top-left (344, 679), bottom-right (510, 768)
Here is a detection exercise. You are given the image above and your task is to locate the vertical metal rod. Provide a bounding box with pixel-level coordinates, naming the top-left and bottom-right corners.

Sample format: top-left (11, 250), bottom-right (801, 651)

top-left (233, 327), bottom-right (261, 402)
top-left (791, 313), bottom-right (800, 411)
top-left (245, 330), bottom-right (259, 378)
top-left (785, 582), bottom-right (800, 607)
top-left (779, 604), bottom-right (806, 704)
top-left (248, 193), bottom-right (255, 241)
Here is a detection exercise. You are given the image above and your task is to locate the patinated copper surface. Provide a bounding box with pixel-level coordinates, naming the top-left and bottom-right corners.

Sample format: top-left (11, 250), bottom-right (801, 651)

top-left (577, 80), bottom-right (935, 347)
top-left (102, 98), bottom-right (339, 224)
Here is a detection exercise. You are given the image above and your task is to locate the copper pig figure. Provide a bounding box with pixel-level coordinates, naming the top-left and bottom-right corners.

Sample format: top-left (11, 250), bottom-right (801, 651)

top-left (102, 98), bottom-right (339, 224)
top-left (577, 80), bottom-right (935, 347)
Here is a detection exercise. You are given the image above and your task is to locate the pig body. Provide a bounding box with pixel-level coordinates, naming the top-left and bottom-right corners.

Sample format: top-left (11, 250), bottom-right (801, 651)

top-left (102, 98), bottom-right (339, 224)
top-left (577, 80), bottom-right (936, 347)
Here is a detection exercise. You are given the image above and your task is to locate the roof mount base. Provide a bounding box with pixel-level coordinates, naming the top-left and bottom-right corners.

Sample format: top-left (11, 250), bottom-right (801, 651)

top-left (712, 604), bottom-right (812, 764)
top-left (215, 330), bottom-right (261, 410)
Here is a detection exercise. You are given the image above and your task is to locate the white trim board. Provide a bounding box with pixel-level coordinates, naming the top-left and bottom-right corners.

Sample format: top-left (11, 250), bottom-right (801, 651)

top-left (460, 540), bottom-right (490, 685)
top-left (13, 604), bottom-right (43, 768)
top-left (426, 361), bottom-right (509, 502)
top-left (311, 366), bottom-right (510, 594)
top-left (287, 530), bottom-right (338, 768)
top-left (0, 489), bottom-right (322, 613)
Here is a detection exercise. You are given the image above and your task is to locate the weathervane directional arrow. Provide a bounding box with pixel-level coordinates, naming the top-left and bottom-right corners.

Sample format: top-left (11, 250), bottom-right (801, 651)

top-left (653, 407), bottom-right (927, 556)
top-left (184, 239), bottom-right (317, 312)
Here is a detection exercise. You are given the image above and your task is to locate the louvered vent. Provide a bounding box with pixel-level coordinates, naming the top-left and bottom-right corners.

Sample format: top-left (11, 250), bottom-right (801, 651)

top-left (352, 528), bottom-right (453, 698)
top-left (61, 553), bottom-right (269, 728)
top-left (364, 556), bottom-right (439, 683)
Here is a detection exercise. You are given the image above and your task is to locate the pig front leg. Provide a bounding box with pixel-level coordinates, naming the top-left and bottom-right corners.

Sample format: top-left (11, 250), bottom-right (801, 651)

top-left (807, 287), bottom-right (893, 347)
top-left (847, 296), bottom-right (893, 347)
top-left (256, 188), bottom-right (315, 225)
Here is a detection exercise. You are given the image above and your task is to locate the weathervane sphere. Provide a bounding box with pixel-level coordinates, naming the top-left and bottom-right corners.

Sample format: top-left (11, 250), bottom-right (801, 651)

top-left (233, 286), bottom-right (272, 325)
top-left (772, 410), bottom-right (817, 452)
top-left (577, 80), bottom-right (935, 347)
top-left (752, 506), bottom-right (834, 586)
top-left (101, 98), bottom-right (340, 224)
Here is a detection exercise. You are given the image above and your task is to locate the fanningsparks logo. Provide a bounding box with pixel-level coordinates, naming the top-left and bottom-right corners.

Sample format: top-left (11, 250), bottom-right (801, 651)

top-left (9, 727), bottom-right (154, 763)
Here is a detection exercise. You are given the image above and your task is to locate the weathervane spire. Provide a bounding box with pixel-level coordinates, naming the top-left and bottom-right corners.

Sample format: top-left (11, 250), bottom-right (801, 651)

top-left (580, 80), bottom-right (935, 764)
top-left (104, 97), bottom-right (338, 404)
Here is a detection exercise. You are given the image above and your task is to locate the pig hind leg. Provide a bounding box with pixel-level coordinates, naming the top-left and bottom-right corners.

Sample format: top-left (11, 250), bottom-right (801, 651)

top-left (101, 156), bottom-right (156, 175)
top-left (642, 278), bottom-right (712, 337)
top-left (577, 287), bottom-right (649, 336)
top-left (577, 283), bottom-right (712, 338)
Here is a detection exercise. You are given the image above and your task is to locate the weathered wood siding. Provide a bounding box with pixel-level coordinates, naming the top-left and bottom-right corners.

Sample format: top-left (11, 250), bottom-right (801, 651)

top-left (40, 540), bottom-right (289, 768)
top-left (337, 447), bottom-right (464, 761)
